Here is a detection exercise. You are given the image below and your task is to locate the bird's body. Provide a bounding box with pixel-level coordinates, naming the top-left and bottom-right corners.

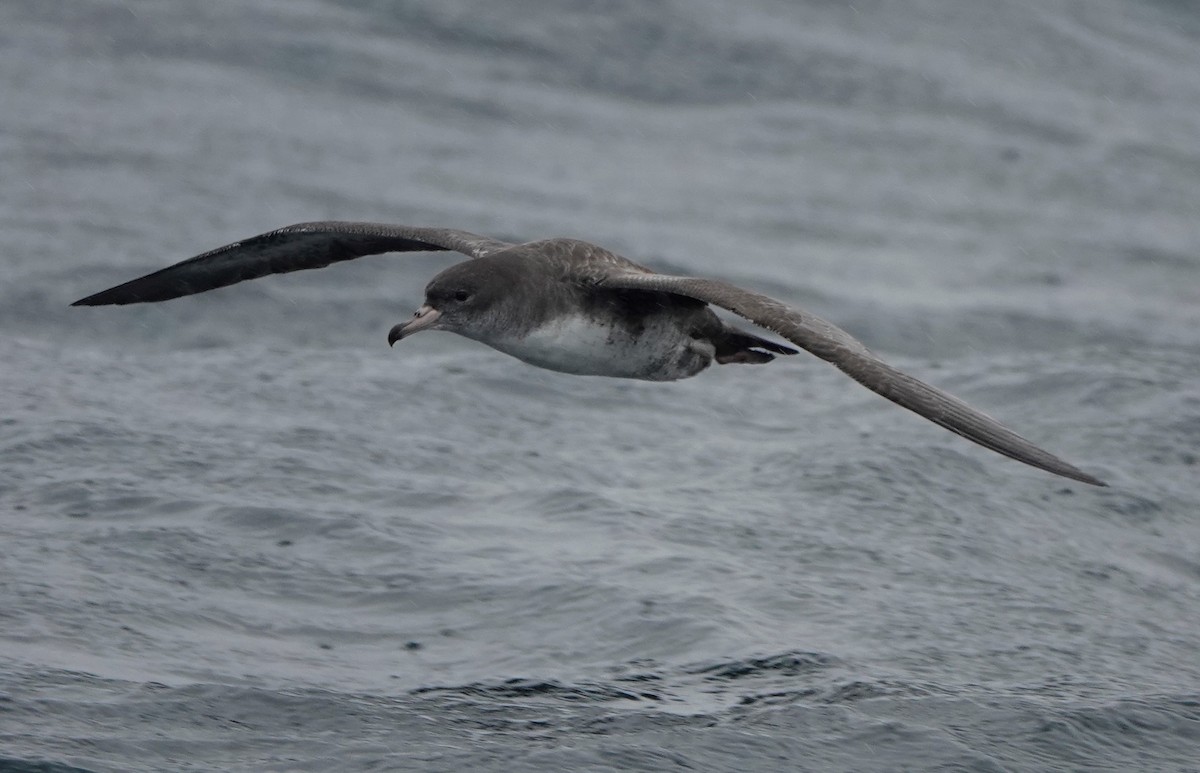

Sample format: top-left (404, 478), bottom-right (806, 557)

top-left (72, 221), bottom-right (1108, 487)
top-left (419, 243), bottom-right (793, 381)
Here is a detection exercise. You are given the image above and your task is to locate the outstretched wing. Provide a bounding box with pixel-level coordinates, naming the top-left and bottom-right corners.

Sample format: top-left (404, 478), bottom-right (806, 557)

top-left (598, 272), bottom-right (1106, 487)
top-left (71, 221), bottom-right (513, 306)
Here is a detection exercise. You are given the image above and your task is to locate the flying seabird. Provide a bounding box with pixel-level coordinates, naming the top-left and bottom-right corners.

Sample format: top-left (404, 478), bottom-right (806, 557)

top-left (72, 221), bottom-right (1107, 486)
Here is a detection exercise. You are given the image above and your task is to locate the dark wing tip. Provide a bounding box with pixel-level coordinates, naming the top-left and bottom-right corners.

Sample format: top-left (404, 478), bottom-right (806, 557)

top-left (70, 274), bottom-right (191, 306)
top-left (71, 292), bottom-right (114, 307)
top-left (1073, 471), bottom-right (1109, 487)
top-left (1043, 464), bottom-right (1107, 487)
top-left (71, 292), bottom-right (118, 307)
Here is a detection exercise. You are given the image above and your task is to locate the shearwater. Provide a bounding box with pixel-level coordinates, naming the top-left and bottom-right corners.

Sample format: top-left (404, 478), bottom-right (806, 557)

top-left (72, 221), bottom-right (1107, 487)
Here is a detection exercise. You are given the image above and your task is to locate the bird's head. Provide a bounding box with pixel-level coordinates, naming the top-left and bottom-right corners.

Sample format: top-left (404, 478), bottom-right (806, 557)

top-left (387, 260), bottom-right (507, 346)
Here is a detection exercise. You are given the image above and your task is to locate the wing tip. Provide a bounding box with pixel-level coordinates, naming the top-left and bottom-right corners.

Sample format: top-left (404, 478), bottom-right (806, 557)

top-left (71, 289), bottom-right (133, 306)
top-left (1073, 471), bottom-right (1109, 488)
top-left (71, 280), bottom-right (186, 306)
top-left (1043, 460), bottom-right (1107, 487)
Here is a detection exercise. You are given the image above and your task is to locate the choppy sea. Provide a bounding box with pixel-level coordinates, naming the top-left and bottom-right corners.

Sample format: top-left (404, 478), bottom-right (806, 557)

top-left (3, 1), bottom-right (1199, 770)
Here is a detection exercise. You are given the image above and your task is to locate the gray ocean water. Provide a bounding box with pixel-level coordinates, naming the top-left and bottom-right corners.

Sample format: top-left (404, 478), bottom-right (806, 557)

top-left (3, 1), bottom-right (1199, 770)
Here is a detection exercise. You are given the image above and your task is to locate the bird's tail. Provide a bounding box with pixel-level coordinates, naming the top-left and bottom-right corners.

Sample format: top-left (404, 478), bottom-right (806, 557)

top-left (714, 328), bottom-right (798, 364)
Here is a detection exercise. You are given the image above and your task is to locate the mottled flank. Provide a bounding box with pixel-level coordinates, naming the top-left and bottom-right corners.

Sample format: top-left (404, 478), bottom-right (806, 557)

top-left (4, 0), bottom-right (1200, 772)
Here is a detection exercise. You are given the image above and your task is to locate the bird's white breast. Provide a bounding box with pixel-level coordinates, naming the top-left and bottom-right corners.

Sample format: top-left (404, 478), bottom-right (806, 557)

top-left (482, 313), bottom-right (712, 381)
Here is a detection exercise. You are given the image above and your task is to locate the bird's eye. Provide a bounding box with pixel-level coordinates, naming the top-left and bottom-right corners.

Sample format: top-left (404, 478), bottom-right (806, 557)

top-left (453, 290), bottom-right (471, 302)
